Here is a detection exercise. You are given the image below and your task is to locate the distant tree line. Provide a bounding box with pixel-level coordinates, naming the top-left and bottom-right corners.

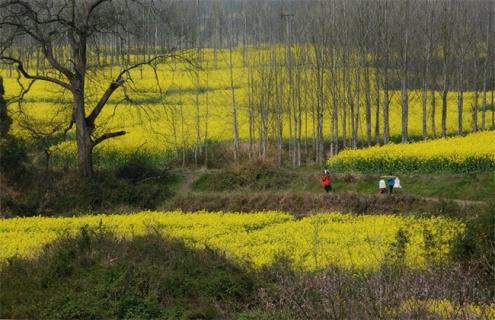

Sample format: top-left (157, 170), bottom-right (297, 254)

top-left (1, 0), bottom-right (494, 174)
top-left (167, 0), bottom-right (495, 166)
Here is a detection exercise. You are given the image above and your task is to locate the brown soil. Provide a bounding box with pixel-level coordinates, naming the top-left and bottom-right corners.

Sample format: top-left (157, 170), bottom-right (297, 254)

top-left (162, 191), bottom-right (484, 218)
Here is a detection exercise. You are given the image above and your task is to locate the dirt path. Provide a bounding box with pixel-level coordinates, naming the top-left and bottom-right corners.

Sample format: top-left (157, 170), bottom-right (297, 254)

top-left (168, 169), bottom-right (487, 217)
top-left (177, 171), bottom-right (196, 194)
top-left (420, 197), bottom-right (486, 207)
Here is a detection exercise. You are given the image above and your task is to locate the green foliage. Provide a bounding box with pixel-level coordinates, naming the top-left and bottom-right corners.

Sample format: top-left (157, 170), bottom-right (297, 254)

top-left (432, 198), bottom-right (463, 218)
top-left (192, 164), bottom-right (296, 192)
top-left (115, 154), bottom-right (164, 183)
top-left (1, 167), bottom-right (175, 216)
top-left (0, 228), bottom-right (259, 319)
top-left (452, 201), bottom-right (495, 287)
top-left (0, 76), bottom-right (12, 138)
top-left (0, 137), bottom-right (27, 179)
top-left (422, 228), bottom-right (436, 266)
top-left (388, 228), bottom-right (410, 264)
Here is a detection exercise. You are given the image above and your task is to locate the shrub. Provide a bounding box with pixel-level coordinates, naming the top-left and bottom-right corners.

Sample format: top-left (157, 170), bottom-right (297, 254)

top-left (0, 137), bottom-right (27, 179)
top-left (192, 163), bottom-right (295, 192)
top-left (0, 228), bottom-right (258, 319)
top-left (452, 201), bottom-right (495, 288)
top-left (115, 154), bottom-right (164, 184)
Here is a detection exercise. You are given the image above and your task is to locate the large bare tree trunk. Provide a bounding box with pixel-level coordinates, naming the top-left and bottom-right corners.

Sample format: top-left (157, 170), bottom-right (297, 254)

top-left (0, 77), bottom-right (11, 138)
top-left (0, 0), bottom-right (167, 177)
top-left (73, 90), bottom-right (93, 177)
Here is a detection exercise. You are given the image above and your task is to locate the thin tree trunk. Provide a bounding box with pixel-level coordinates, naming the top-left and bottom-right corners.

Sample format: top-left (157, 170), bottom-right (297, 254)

top-left (473, 87), bottom-right (479, 132)
top-left (203, 64), bottom-right (209, 168)
top-left (374, 67), bottom-right (381, 145)
top-left (457, 61), bottom-right (464, 135)
top-left (481, 10), bottom-right (492, 130)
top-left (401, 1), bottom-right (410, 143)
top-left (431, 89), bottom-right (437, 138)
top-left (422, 13), bottom-right (431, 140)
top-left (472, 60), bottom-right (479, 132)
top-left (229, 46), bottom-right (240, 162)
top-left (364, 61), bottom-right (372, 146)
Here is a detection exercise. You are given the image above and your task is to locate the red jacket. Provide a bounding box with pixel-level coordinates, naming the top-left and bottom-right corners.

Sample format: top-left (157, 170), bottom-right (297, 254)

top-left (321, 175), bottom-right (331, 187)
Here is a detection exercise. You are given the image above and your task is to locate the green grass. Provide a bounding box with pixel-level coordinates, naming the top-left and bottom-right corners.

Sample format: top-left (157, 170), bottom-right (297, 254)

top-left (330, 173), bottom-right (494, 202)
top-left (188, 166), bottom-right (494, 202)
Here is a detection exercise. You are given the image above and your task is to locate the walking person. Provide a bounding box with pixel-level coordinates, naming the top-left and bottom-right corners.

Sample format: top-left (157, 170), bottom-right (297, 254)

top-left (321, 169), bottom-right (332, 193)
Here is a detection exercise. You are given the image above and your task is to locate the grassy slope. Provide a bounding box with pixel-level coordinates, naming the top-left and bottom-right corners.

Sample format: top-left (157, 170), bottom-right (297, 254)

top-left (0, 230), bottom-right (258, 319)
top-left (185, 166), bottom-right (494, 202)
top-left (156, 167), bottom-right (490, 218)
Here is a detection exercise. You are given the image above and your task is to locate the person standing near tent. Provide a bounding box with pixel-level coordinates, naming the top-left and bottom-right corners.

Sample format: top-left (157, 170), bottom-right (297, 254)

top-left (379, 179), bottom-right (386, 194)
top-left (381, 175), bottom-right (396, 194)
top-left (321, 169), bottom-right (332, 193)
top-left (387, 176), bottom-right (395, 194)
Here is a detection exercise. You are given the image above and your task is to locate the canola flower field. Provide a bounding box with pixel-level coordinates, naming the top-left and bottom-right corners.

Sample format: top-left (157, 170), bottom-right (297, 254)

top-left (327, 131), bottom-right (495, 173)
top-left (2, 48), bottom-right (492, 168)
top-left (398, 299), bottom-right (495, 319)
top-left (0, 211), bottom-right (463, 271)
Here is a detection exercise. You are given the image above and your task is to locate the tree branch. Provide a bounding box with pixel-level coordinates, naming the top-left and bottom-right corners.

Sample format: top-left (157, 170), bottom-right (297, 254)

top-left (86, 54), bottom-right (172, 125)
top-left (0, 56), bottom-right (71, 90)
top-left (63, 119), bottom-right (75, 140)
top-left (86, 0), bottom-right (111, 25)
top-left (0, 1), bottom-right (74, 80)
top-left (92, 130), bottom-right (126, 147)
top-left (5, 74), bottom-right (36, 106)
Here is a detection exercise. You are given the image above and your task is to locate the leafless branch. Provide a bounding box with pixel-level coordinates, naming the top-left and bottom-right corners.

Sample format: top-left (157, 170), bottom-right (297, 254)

top-left (92, 130), bottom-right (126, 147)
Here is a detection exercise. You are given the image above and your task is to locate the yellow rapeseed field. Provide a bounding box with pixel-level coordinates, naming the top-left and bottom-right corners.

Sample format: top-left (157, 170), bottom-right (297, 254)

top-left (398, 299), bottom-right (495, 319)
top-left (328, 131), bottom-right (495, 173)
top-left (0, 211), bottom-right (464, 271)
top-left (1, 47), bottom-right (491, 167)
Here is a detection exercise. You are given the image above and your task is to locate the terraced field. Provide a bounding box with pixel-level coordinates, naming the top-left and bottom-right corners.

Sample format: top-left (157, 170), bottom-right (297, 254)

top-left (328, 131), bottom-right (495, 173)
top-left (0, 211), bottom-right (464, 271)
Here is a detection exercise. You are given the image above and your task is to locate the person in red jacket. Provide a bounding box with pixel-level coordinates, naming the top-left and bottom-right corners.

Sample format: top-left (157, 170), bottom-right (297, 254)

top-left (321, 169), bottom-right (332, 192)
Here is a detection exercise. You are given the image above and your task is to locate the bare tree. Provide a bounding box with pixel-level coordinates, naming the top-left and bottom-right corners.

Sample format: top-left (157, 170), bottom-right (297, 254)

top-left (0, 0), bottom-right (177, 177)
top-left (440, 1), bottom-right (453, 138)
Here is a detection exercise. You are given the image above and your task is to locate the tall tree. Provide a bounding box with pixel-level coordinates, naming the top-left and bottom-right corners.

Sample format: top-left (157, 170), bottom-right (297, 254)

top-left (399, 0), bottom-right (411, 143)
top-left (0, 0), bottom-right (177, 176)
top-left (440, 1), bottom-right (452, 137)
